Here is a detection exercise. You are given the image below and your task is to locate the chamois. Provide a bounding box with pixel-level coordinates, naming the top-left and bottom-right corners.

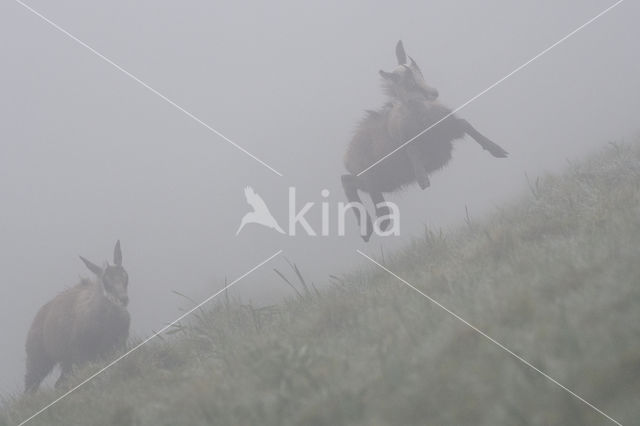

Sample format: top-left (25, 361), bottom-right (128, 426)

top-left (24, 241), bottom-right (130, 393)
top-left (342, 41), bottom-right (508, 241)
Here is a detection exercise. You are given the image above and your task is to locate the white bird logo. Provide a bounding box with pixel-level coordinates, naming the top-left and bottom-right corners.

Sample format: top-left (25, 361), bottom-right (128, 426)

top-left (236, 186), bottom-right (285, 235)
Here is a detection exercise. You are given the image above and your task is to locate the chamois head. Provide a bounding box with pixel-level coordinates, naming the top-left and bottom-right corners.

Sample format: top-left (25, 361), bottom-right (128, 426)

top-left (79, 240), bottom-right (129, 307)
top-left (379, 40), bottom-right (439, 102)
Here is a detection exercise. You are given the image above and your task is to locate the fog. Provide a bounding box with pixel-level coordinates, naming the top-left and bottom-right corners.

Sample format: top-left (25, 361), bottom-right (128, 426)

top-left (1, 0), bottom-right (638, 393)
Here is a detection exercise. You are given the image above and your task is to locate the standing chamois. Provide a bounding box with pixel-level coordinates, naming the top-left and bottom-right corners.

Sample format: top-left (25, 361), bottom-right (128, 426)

top-left (24, 241), bottom-right (130, 393)
top-left (342, 41), bottom-right (508, 241)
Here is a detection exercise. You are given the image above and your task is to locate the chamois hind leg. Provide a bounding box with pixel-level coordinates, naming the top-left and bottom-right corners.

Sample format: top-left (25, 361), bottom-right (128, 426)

top-left (341, 174), bottom-right (374, 241)
top-left (370, 191), bottom-right (391, 232)
top-left (406, 144), bottom-right (430, 189)
top-left (459, 118), bottom-right (508, 158)
top-left (24, 351), bottom-right (55, 393)
top-left (55, 361), bottom-right (72, 389)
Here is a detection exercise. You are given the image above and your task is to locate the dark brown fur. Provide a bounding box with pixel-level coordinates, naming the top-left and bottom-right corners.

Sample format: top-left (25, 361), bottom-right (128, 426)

top-left (24, 241), bottom-right (130, 392)
top-left (342, 41), bottom-right (508, 240)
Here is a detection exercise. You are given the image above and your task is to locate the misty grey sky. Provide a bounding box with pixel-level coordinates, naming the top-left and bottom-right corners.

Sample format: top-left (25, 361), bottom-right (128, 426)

top-left (1, 0), bottom-right (638, 393)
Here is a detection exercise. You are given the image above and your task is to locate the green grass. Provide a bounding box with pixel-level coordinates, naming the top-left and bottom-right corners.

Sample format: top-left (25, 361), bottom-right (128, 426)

top-left (3, 143), bottom-right (640, 425)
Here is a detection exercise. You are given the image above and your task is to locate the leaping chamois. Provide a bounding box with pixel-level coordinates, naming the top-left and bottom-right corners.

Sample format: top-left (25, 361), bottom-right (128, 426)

top-left (342, 41), bottom-right (508, 241)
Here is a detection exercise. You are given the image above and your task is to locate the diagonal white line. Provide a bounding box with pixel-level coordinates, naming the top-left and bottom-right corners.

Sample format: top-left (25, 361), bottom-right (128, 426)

top-left (357, 0), bottom-right (625, 176)
top-left (356, 249), bottom-right (623, 426)
top-left (17, 250), bottom-right (283, 426)
top-left (12, 0), bottom-right (284, 177)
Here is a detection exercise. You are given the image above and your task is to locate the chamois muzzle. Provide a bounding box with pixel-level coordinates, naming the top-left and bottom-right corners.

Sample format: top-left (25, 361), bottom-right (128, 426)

top-left (423, 87), bottom-right (439, 101)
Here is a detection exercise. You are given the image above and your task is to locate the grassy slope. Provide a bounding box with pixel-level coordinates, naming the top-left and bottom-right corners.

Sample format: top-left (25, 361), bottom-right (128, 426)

top-left (3, 143), bottom-right (640, 426)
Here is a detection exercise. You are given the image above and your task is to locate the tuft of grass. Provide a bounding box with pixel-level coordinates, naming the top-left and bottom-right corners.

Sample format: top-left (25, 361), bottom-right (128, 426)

top-left (3, 142), bottom-right (640, 425)
top-left (274, 258), bottom-right (321, 301)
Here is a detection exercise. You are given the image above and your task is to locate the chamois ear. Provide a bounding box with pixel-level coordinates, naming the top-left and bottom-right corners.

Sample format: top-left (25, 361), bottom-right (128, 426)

top-left (395, 40), bottom-right (407, 65)
top-left (113, 240), bottom-right (122, 266)
top-left (379, 70), bottom-right (399, 82)
top-left (409, 56), bottom-right (424, 77)
top-left (80, 256), bottom-right (103, 276)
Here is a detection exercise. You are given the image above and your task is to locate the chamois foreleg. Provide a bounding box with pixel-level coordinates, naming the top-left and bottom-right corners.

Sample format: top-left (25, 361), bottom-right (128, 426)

top-left (370, 191), bottom-right (391, 232)
top-left (341, 174), bottom-right (374, 241)
top-left (459, 119), bottom-right (508, 158)
top-left (406, 143), bottom-right (430, 189)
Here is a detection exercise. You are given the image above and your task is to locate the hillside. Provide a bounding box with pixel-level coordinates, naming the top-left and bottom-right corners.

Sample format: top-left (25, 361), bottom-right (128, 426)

top-left (3, 143), bottom-right (640, 426)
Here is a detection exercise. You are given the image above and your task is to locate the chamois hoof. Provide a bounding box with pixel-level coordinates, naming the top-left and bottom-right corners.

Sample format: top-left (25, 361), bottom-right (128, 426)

top-left (488, 146), bottom-right (508, 158)
top-left (361, 223), bottom-right (374, 242)
top-left (483, 141), bottom-right (509, 158)
top-left (378, 218), bottom-right (392, 232)
top-left (417, 175), bottom-right (430, 190)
